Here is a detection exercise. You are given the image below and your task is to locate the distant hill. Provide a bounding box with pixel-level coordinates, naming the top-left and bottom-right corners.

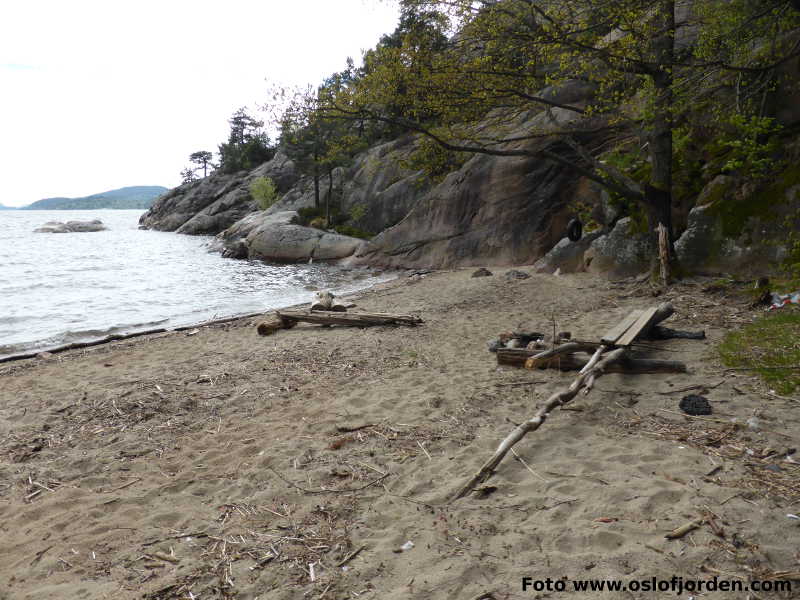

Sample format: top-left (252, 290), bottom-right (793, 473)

top-left (0, 203), bottom-right (16, 210)
top-left (22, 186), bottom-right (168, 210)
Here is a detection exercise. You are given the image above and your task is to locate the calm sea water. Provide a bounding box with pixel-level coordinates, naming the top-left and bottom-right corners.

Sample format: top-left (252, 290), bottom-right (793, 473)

top-left (0, 210), bottom-right (391, 359)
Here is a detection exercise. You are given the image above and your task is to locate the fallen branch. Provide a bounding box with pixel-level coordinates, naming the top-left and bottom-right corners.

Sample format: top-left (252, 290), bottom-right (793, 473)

top-left (453, 348), bottom-right (626, 500)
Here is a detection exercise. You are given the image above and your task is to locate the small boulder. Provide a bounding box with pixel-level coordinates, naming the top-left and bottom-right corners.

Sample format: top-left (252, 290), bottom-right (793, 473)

top-left (472, 267), bottom-right (493, 278)
top-left (504, 269), bottom-right (531, 280)
top-left (34, 219), bottom-right (106, 233)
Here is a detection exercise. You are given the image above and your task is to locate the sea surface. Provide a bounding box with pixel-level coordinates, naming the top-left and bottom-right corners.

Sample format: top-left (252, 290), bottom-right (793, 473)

top-left (0, 210), bottom-right (392, 359)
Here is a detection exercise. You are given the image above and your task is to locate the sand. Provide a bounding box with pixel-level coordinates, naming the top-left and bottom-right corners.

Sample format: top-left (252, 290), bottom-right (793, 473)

top-left (1, 269), bottom-right (799, 599)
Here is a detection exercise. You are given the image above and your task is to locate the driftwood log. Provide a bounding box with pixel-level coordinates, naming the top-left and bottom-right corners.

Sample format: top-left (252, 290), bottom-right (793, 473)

top-left (496, 348), bottom-right (685, 373)
top-left (453, 348), bottom-right (627, 500)
top-left (257, 310), bottom-right (422, 335)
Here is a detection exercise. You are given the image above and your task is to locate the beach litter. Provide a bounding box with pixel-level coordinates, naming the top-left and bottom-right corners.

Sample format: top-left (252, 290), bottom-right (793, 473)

top-left (768, 290), bottom-right (800, 310)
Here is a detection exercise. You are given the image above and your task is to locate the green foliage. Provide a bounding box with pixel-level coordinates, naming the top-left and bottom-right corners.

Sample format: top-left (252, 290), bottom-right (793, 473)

top-left (719, 310), bottom-right (800, 395)
top-left (250, 176), bottom-right (278, 210)
top-left (349, 203), bottom-right (367, 222)
top-left (295, 204), bottom-right (372, 239)
top-left (400, 135), bottom-right (469, 182)
top-left (717, 114), bottom-right (782, 177)
top-left (218, 108), bottom-right (275, 173)
top-left (334, 224), bottom-right (373, 240)
top-left (783, 206), bottom-right (800, 278)
top-left (180, 168), bottom-right (197, 185)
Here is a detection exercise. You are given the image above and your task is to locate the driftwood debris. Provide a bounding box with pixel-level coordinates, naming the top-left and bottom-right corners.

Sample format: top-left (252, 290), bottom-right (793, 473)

top-left (462, 302), bottom-right (695, 501)
top-left (310, 290), bottom-right (347, 312)
top-left (257, 310), bottom-right (422, 336)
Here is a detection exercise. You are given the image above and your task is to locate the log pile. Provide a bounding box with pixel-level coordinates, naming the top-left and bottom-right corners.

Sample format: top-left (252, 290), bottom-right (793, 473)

top-left (453, 302), bottom-right (703, 500)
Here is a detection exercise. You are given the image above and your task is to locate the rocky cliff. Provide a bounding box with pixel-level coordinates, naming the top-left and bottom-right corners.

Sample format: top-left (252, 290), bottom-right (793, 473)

top-left (139, 88), bottom-right (800, 277)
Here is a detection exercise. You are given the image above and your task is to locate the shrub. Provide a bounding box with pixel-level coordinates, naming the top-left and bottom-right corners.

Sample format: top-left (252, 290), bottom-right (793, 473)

top-left (250, 177), bottom-right (278, 210)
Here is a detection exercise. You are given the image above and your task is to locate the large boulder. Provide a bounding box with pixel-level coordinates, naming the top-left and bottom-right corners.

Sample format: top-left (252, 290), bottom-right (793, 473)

top-left (675, 171), bottom-right (800, 275)
top-left (211, 211), bottom-right (299, 258)
top-left (583, 218), bottom-right (653, 278)
top-left (246, 221), bottom-right (362, 263)
top-left (34, 219), bottom-right (106, 233)
top-left (534, 231), bottom-right (603, 274)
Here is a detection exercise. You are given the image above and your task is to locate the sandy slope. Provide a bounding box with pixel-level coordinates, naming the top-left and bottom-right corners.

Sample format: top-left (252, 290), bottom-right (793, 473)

top-left (1, 269), bottom-right (798, 600)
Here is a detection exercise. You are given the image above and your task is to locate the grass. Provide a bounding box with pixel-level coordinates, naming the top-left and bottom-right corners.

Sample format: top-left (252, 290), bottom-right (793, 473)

top-left (718, 308), bottom-right (800, 395)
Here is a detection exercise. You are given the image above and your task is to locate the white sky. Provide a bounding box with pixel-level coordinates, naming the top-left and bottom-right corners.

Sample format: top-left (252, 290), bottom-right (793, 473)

top-left (0, 0), bottom-right (399, 206)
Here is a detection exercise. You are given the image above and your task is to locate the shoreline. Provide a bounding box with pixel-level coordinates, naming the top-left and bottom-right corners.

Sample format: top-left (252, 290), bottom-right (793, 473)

top-left (0, 269), bottom-right (402, 364)
top-left (2, 268), bottom-right (798, 600)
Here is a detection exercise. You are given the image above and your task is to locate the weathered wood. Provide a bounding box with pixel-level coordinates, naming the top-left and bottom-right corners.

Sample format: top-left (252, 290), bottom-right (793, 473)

top-left (614, 303), bottom-right (674, 347)
top-left (499, 347), bottom-right (685, 373)
top-left (521, 342), bottom-right (598, 369)
top-left (453, 348), bottom-right (628, 500)
top-left (276, 310), bottom-right (422, 328)
top-left (257, 314), bottom-right (296, 336)
top-left (310, 290), bottom-right (335, 311)
top-left (615, 306), bottom-right (660, 347)
top-left (658, 223), bottom-right (670, 287)
top-left (600, 310), bottom-right (642, 345)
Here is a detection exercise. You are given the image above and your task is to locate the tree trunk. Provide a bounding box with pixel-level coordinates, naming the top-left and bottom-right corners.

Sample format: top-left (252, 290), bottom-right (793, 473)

top-left (326, 169), bottom-right (334, 228)
top-left (313, 161), bottom-right (320, 209)
top-left (645, 0), bottom-right (676, 261)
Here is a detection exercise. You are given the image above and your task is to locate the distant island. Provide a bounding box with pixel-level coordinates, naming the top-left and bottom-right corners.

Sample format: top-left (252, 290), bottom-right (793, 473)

top-left (14, 186), bottom-right (168, 210)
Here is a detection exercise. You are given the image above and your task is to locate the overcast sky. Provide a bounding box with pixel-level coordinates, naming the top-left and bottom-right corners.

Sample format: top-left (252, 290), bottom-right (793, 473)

top-left (0, 0), bottom-right (399, 206)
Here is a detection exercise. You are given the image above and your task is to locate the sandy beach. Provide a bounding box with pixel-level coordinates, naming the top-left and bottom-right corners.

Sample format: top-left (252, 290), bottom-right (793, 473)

top-left (1, 269), bottom-right (798, 599)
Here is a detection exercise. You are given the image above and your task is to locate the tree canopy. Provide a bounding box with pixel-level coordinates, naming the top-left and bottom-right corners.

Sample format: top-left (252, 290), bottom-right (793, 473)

top-left (218, 108), bottom-right (275, 174)
top-left (313, 0), bottom-right (800, 261)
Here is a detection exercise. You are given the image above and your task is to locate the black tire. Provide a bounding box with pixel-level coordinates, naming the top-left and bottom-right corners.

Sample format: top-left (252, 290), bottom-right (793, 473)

top-left (566, 218), bottom-right (583, 242)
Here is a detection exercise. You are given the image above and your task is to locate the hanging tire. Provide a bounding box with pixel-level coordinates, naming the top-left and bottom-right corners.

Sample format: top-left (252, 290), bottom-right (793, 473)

top-left (566, 218), bottom-right (583, 242)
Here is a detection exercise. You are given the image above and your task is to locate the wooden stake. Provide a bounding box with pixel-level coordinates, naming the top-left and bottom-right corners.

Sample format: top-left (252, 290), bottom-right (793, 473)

top-left (658, 222), bottom-right (670, 288)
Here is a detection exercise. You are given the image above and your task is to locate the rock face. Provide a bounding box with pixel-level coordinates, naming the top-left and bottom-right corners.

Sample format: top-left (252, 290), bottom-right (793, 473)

top-left (264, 136), bottom-right (430, 235)
top-left (34, 219), bottom-right (106, 233)
top-left (354, 140), bottom-right (587, 268)
top-left (139, 153), bottom-right (299, 234)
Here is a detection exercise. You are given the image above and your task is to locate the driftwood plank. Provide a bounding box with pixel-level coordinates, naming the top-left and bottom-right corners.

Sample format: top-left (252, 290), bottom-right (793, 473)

top-left (615, 306), bottom-right (660, 347)
top-left (600, 310), bottom-right (643, 345)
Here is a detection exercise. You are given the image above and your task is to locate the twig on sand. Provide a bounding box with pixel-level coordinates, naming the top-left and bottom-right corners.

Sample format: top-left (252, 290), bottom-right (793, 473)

top-left (268, 467), bottom-right (388, 495)
top-left (510, 448), bottom-right (548, 482)
top-left (417, 441), bottom-right (432, 460)
top-left (665, 518), bottom-right (703, 539)
top-left (336, 545), bottom-right (367, 567)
